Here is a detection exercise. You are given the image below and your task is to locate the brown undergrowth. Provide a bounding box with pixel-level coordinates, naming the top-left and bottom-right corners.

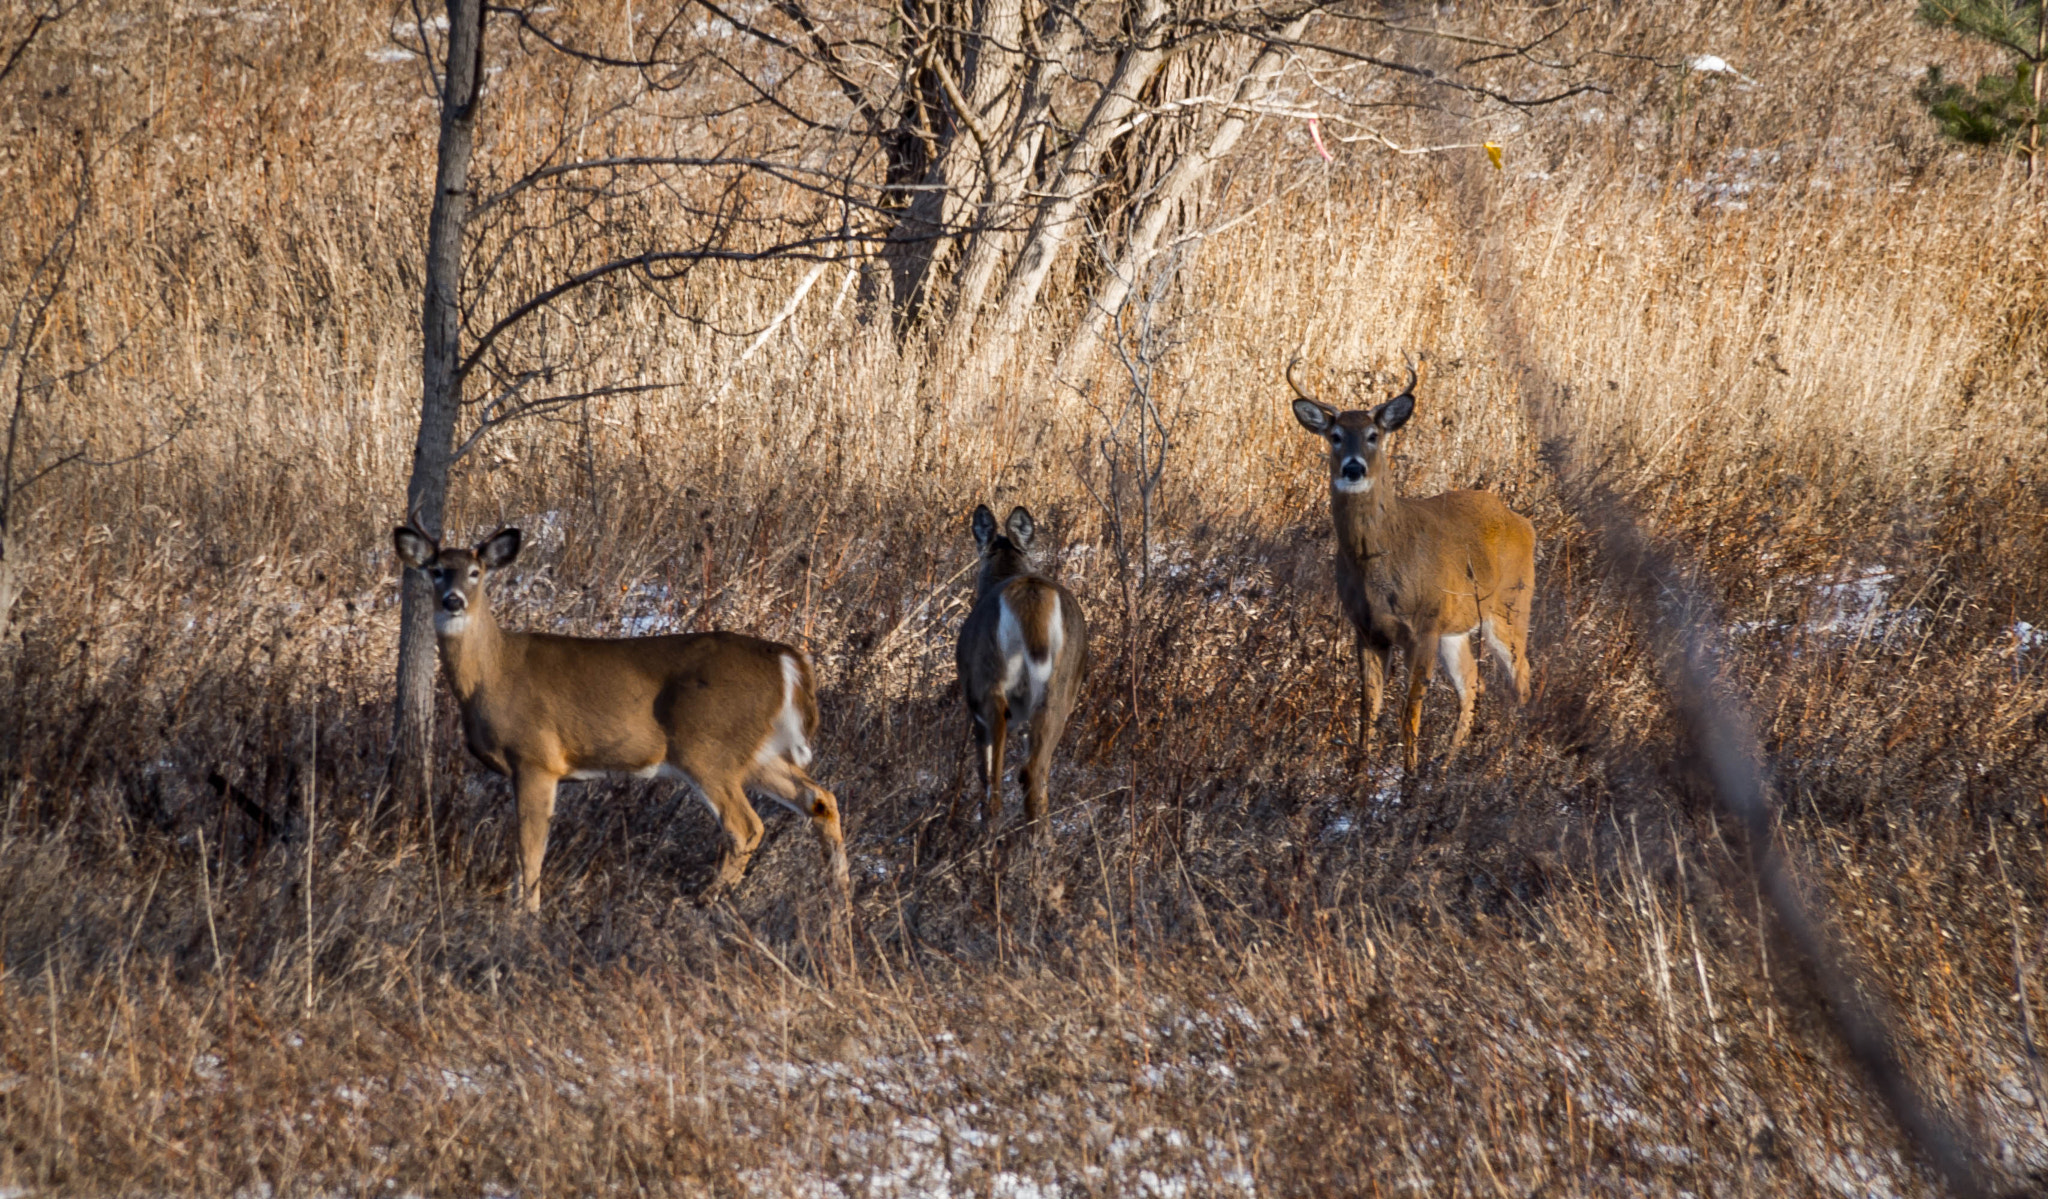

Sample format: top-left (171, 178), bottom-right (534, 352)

top-left (2, 1), bottom-right (2048, 1195)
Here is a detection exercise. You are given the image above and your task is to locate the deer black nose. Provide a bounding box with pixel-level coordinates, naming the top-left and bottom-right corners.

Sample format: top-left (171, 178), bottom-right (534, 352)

top-left (1340, 460), bottom-right (1366, 482)
top-left (442, 592), bottom-right (467, 613)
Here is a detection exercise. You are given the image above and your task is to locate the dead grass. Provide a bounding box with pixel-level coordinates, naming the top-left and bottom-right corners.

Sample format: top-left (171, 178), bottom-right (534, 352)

top-left (1, 0), bottom-right (2046, 1194)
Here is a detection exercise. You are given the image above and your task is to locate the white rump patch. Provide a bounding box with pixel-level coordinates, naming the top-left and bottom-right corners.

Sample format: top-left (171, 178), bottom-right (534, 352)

top-left (754, 653), bottom-right (813, 770)
top-left (997, 594), bottom-right (1061, 723)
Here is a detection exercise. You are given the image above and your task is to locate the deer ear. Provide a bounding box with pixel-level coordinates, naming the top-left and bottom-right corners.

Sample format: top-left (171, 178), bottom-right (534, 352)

top-left (477, 528), bottom-right (523, 570)
top-left (1376, 392), bottom-right (1415, 432)
top-left (1005, 506), bottom-right (1035, 549)
top-left (1292, 399), bottom-right (1335, 434)
top-left (971, 505), bottom-right (998, 552)
top-left (393, 526), bottom-right (438, 570)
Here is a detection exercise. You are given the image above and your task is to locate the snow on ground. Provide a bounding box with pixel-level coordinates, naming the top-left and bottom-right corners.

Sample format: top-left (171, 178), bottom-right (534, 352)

top-left (1731, 563), bottom-right (1932, 648)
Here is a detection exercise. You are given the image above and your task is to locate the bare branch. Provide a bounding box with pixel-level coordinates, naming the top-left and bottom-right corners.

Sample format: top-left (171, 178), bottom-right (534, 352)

top-left (472, 155), bottom-right (892, 217)
top-left (451, 380), bottom-right (695, 463)
top-left (454, 234), bottom-right (859, 384)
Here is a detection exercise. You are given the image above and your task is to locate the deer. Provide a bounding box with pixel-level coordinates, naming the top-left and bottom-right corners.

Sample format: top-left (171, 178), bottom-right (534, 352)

top-left (391, 524), bottom-right (848, 913)
top-left (955, 505), bottom-right (1090, 832)
top-left (1288, 354), bottom-right (1536, 773)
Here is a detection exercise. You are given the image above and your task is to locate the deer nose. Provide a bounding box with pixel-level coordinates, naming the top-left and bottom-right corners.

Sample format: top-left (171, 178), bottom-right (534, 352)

top-left (1340, 460), bottom-right (1366, 482)
top-left (442, 592), bottom-right (467, 613)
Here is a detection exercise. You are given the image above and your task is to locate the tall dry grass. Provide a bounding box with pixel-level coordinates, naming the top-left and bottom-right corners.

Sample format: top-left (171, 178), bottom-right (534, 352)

top-left (1, 0), bottom-right (2046, 1194)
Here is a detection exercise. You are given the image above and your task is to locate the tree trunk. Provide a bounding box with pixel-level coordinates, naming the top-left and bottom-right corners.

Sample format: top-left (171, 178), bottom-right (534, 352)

top-left (878, 0), bottom-right (1026, 328)
top-left (392, 0), bottom-right (487, 816)
top-left (980, 0), bottom-right (1171, 348)
top-left (2033, 7), bottom-right (2045, 179)
top-left (1054, 19), bottom-right (1306, 380)
top-left (0, 530), bottom-right (21, 647)
top-left (947, 5), bottom-right (1085, 330)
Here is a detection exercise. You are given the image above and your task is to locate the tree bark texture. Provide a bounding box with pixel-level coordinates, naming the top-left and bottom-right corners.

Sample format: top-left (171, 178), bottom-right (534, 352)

top-left (983, 0), bottom-right (1172, 343)
top-left (946, 5), bottom-right (1085, 330)
top-left (878, 0), bottom-right (1027, 325)
top-left (1054, 16), bottom-right (1307, 379)
top-left (392, 0), bottom-right (487, 813)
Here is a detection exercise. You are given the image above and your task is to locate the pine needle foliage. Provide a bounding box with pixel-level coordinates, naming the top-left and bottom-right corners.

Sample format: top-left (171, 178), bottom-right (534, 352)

top-left (1916, 0), bottom-right (2048, 166)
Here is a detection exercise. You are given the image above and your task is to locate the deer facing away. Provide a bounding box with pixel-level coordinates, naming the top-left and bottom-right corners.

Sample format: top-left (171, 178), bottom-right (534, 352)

top-left (1289, 357), bottom-right (1536, 772)
top-left (392, 526), bottom-right (848, 913)
top-left (956, 505), bottom-right (1089, 830)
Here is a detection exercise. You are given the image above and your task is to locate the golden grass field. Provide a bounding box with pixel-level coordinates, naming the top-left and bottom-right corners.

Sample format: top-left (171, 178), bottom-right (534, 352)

top-left (1, 0), bottom-right (2046, 1194)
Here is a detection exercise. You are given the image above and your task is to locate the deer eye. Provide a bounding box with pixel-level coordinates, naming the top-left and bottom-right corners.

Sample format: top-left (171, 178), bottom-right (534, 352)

top-left (468, 568), bottom-right (480, 581)
top-left (1327, 432), bottom-right (1340, 444)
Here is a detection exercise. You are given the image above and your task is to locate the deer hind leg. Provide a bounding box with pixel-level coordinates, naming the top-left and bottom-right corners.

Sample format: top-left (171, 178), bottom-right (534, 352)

top-left (1438, 633), bottom-right (1480, 760)
top-left (1478, 617), bottom-right (1523, 705)
top-left (751, 756), bottom-right (849, 891)
top-left (512, 766), bottom-right (562, 914)
top-left (1401, 635), bottom-right (1439, 774)
top-left (976, 695), bottom-right (1009, 827)
top-left (1019, 693), bottom-right (1073, 832)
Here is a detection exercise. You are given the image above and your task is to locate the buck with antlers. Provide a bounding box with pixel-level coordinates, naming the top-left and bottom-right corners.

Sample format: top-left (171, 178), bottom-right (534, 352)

top-left (392, 525), bottom-right (848, 913)
top-left (1288, 355), bottom-right (1536, 772)
top-left (956, 505), bottom-right (1090, 831)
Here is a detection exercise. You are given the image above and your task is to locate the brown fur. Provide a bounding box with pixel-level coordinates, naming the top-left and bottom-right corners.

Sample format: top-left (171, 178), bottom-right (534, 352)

top-left (955, 505), bottom-right (1089, 829)
top-left (394, 526), bottom-right (847, 912)
top-left (1292, 365), bottom-right (1536, 772)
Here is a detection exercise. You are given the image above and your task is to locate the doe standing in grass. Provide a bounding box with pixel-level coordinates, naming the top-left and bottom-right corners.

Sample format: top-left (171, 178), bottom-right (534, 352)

top-left (955, 505), bottom-right (1089, 831)
top-left (1288, 355), bottom-right (1536, 773)
top-left (392, 524), bottom-right (848, 913)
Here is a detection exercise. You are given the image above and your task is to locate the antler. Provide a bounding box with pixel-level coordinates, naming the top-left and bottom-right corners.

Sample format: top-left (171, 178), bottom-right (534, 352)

top-left (404, 502), bottom-right (437, 543)
top-left (1286, 352), bottom-right (1322, 405)
top-left (1397, 351), bottom-right (1419, 398)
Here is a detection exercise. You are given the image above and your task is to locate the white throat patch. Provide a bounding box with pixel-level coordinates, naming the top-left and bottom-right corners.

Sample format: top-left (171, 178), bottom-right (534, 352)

top-left (433, 610), bottom-right (471, 635)
top-left (1332, 476), bottom-right (1373, 494)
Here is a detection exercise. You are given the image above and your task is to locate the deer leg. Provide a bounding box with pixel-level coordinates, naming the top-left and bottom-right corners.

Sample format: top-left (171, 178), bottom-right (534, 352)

top-left (1355, 629), bottom-right (1387, 754)
top-left (701, 774), bottom-right (766, 893)
top-left (511, 766), bottom-right (561, 914)
top-left (752, 757), bottom-right (849, 892)
top-left (1438, 633), bottom-right (1479, 761)
top-left (1510, 595), bottom-right (1533, 704)
top-left (980, 696), bottom-right (1009, 827)
top-left (1401, 635), bottom-right (1439, 774)
top-left (1020, 699), bottom-right (1070, 832)
top-left (1481, 616), bottom-right (1528, 706)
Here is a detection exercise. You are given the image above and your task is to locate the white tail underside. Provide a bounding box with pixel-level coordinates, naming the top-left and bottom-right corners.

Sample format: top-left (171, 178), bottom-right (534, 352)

top-left (755, 652), bottom-right (813, 770)
top-left (997, 594), bottom-right (1061, 723)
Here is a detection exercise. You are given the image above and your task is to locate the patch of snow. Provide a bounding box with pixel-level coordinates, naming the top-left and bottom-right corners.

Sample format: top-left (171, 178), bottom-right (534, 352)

top-left (391, 14), bottom-right (449, 38)
top-left (1803, 566), bottom-right (1926, 642)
